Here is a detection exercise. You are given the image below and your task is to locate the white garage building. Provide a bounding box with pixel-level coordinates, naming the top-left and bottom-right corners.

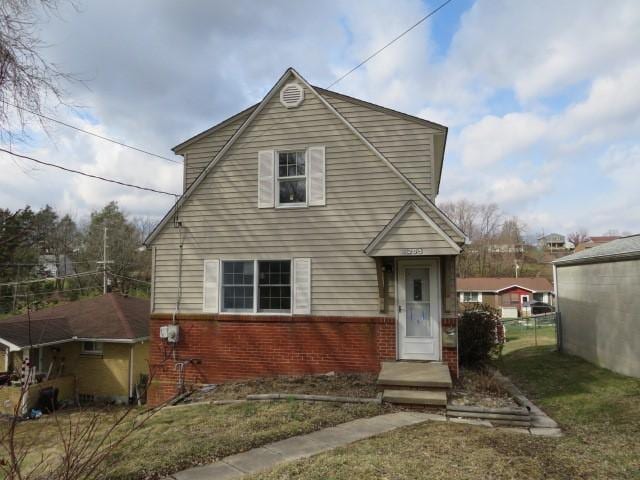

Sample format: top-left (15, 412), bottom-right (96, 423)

top-left (553, 235), bottom-right (640, 378)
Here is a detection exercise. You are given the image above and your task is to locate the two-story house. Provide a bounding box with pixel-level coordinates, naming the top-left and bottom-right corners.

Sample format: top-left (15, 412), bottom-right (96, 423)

top-left (145, 68), bottom-right (465, 405)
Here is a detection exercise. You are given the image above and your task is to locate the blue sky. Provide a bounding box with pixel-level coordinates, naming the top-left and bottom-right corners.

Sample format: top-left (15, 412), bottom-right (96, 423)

top-left (1, 0), bottom-right (639, 237)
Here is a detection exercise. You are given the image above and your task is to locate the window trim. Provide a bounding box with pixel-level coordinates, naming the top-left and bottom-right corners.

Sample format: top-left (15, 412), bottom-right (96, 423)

top-left (220, 259), bottom-right (293, 315)
top-left (275, 149), bottom-right (308, 208)
top-left (220, 260), bottom-right (255, 313)
top-left (81, 341), bottom-right (103, 355)
top-left (460, 291), bottom-right (482, 303)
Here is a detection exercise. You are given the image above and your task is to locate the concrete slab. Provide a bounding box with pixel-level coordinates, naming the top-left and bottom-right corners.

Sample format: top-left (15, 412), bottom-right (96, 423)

top-left (222, 447), bottom-right (284, 474)
top-left (408, 412), bottom-right (448, 422)
top-left (383, 389), bottom-right (447, 406)
top-left (530, 427), bottom-right (563, 438)
top-left (448, 417), bottom-right (493, 427)
top-left (377, 361), bottom-right (452, 388)
top-left (171, 461), bottom-right (242, 480)
top-left (530, 415), bottom-right (559, 428)
top-left (264, 434), bottom-right (329, 460)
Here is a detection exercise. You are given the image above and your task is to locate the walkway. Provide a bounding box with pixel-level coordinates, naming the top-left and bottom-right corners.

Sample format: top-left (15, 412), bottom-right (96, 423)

top-left (168, 411), bottom-right (441, 480)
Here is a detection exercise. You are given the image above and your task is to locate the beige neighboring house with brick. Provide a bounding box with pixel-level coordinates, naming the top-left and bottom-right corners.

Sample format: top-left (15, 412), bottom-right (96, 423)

top-left (553, 234), bottom-right (640, 378)
top-left (144, 68), bottom-right (466, 405)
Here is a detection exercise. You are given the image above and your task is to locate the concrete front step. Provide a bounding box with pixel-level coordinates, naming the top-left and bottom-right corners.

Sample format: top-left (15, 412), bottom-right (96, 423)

top-left (382, 389), bottom-right (447, 406)
top-left (377, 361), bottom-right (452, 389)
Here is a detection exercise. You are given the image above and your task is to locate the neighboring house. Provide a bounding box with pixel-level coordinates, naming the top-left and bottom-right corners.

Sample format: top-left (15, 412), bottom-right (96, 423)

top-left (0, 293), bottom-right (149, 406)
top-left (538, 233), bottom-right (566, 250)
top-left (574, 235), bottom-right (621, 252)
top-left (457, 277), bottom-right (554, 318)
top-left (35, 254), bottom-right (75, 278)
top-left (553, 235), bottom-right (640, 378)
top-left (144, 68), bottom-right (466, 404)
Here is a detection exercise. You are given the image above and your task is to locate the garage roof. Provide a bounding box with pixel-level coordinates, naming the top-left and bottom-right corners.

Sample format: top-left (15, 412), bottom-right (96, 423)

top-left (553, 234), bottom-right (640, 266)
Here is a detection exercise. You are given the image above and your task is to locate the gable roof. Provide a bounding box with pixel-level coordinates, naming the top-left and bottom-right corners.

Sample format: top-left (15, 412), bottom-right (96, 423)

top-left (364, 201), bottom-right (461, 256)
top-left (553, 234), bottom-right (640, 266)
top-left (0, 294), bottom-right (149, 351)
top-left (457, 277), bottom-right (553, 293)
top-left (585, 235), bottom-right (621, 243)
top-left (172, 103), bottom-right (258, 154)
top-left (145, 68), bottom-right (465, 246)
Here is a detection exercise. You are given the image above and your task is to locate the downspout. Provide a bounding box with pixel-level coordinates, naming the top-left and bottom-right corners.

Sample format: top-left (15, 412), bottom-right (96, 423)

top-left (128, 344), bottom-right (134, 402)
top-left (552, 263), bottom-right (562, 352)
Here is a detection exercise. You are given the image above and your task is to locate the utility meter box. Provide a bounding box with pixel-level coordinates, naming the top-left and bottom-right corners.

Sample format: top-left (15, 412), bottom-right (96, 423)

top-left (442, 325), bottom-right (457, 348)
top-left (159, 325), bottom-right (180, 343)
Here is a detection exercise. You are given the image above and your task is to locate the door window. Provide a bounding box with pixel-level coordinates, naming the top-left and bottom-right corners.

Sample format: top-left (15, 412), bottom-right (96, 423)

top-left (405, 268), bottom-right (431, 337)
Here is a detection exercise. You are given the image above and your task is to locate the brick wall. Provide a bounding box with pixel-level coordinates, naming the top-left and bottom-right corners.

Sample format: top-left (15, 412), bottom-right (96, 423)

top-left (148, 314), bottom-right (396, 405)
top-left (442, 316), bottom-right (459, 378)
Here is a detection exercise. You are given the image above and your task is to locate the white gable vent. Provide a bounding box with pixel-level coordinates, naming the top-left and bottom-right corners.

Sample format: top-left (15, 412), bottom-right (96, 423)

top-left (280, 83), bottom-right (304, 108)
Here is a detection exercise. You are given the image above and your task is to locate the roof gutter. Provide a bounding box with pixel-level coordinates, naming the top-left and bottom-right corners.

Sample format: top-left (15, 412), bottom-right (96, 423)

top-left (553, 250), bottom-right (640, 266)
top-left (6, 336), bottom-right (150, 351)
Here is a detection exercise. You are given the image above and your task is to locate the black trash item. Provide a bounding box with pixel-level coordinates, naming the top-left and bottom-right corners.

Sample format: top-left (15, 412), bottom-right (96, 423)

top-left (36, 387), bottom-right (59, 413)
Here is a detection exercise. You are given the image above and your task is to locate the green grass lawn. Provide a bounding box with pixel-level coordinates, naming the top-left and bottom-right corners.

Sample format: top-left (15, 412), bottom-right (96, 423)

top-left (252, 347), bottom-right (640, 480)
top-left (502, 323), bottom-right (556, 355)
top-left (4, 399), bottom-right (383, 479)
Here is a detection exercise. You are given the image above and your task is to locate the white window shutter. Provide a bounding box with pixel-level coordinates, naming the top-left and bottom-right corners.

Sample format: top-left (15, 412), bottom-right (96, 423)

top-left (293, 258), bottom-right (311, 314)
top-left (203, 259), bottom-right (220, 313)
top-left (307, 146), bottom-right (325, 206)
top-left (258, 150), bottom-right (275, 208)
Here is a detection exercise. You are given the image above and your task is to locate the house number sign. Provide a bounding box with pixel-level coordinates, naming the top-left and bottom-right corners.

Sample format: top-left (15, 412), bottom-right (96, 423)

top-left (403, 248), bottom-right (423, 255)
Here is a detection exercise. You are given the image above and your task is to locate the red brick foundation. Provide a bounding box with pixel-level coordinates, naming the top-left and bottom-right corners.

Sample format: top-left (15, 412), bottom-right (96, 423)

top-left (148, 313), bottom-right (459, 405)
top-left (148, 314), bottom-right (397, 405)
top-left (442, 316), bottom-right (459, 379)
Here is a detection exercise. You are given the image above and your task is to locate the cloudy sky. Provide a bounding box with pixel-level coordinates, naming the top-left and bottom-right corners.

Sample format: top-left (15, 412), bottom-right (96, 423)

top-left (2, 0), bottom-right (639, 237)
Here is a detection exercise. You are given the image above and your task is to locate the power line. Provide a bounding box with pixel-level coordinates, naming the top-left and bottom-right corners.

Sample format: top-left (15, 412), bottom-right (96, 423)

top-left (0, 99), bottom-right (181, 165)
top-left (0, 148), bottom-right (179, 197)
top-left (0, 285), bottom-right (102, 299)
top-left (326, 0), bottom-right (454, 89)
top-left (110, 273), bottom-right (151, 285)
top-left (0, 270), bottom-right (100, 287)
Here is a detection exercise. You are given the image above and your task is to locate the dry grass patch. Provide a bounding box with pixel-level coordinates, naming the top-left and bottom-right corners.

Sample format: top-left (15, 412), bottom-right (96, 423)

top-left (188, 373), bottom-right (379, 402)
top-left (251, 347), bottom-right (640, 480)
top-left (3, 399), bottom-right (384, 479)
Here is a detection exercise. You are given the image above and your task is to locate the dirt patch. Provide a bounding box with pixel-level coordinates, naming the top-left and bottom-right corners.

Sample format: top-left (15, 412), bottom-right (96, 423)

top-left (186, 373), bottom-right (380, 403)
top-left (449, 367), bottom-right (519, 409)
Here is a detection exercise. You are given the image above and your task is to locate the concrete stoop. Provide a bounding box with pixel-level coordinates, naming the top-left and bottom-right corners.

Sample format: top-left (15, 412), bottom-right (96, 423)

top-left (377, 361), bottom-right (452, 407)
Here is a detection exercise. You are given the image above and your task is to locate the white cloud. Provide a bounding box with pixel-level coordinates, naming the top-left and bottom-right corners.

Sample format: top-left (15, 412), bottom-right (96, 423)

top-left (457, 113), bottom-right (547, 167)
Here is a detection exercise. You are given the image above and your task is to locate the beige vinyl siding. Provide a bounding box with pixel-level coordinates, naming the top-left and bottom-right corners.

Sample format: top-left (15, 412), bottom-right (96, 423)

top-left (369, 208), bottom-right (459, 256)
top-left (321, 93), bottom-right (438, 199)
top-left (182, 115), bottom-right (248, 189)
top-left (557, 259), bottom-right (640, 378)
top-left (153, 76), bottom-right (456, 316)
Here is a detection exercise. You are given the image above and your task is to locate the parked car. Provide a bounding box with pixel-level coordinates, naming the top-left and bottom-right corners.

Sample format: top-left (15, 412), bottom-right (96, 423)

top-left (530, 301), bottom-right (555, 315)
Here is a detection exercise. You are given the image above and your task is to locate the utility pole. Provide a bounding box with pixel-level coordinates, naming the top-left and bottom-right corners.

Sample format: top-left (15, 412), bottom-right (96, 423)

top-left (96, 226), bottom-right (114, 295)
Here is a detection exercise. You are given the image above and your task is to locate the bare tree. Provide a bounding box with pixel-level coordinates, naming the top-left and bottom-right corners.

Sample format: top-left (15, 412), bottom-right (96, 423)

top-left (0, 0), bottom-right (77, 137)
top-left (568, 228), bottom-right (589, 247)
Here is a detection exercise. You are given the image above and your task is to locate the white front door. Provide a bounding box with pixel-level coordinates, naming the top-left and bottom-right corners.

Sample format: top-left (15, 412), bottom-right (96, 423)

top-left (397, 259), bottom-right (440, 360)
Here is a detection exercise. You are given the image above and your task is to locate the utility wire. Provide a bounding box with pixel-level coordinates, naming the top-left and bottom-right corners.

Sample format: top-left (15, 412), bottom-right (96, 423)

top-left (0, 148), bottom-right (179, 197)
top-left (110, 273), bottom-right (151, 285)
top-left (0, 99), bottom-right (181, 165)
top-left (326, 0), bottom-right (454, 89)
top-left (0, 270), bottom-right (100, 287)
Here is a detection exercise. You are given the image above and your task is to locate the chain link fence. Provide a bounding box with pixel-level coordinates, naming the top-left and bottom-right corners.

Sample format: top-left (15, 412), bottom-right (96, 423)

top-left (500, 312), bottom-right (559, 355)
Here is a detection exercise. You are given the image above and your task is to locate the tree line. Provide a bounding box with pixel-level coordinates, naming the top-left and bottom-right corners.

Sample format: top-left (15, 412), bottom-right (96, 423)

top-left (440, 200), bottom-right (542, 279)
top-left (0, 202), bottom-right (152, 315)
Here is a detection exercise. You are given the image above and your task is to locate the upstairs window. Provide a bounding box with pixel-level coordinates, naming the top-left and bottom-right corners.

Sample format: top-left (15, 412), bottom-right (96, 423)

top-left (277, 151), bottom-right (306, 205)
